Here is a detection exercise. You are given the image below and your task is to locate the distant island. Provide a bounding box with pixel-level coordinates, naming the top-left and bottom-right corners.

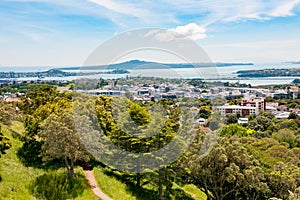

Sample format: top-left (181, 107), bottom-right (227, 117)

top-left (0, 60), bottom-right (253, 79)
top-left (237, 68), bottom-right (300, 77)
top-left (0, 68), bottom-right (129, 79)
top-left (105, 69), bottom-right (129, 74)
top-left (56, 60), bottom-right (253, 71)
top-left (284, 61), bottom-right (300, 65)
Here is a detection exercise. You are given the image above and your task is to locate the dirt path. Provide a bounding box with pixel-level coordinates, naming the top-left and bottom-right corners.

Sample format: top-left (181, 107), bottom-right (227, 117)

top-left (83, 170), bottom-right (113, 200)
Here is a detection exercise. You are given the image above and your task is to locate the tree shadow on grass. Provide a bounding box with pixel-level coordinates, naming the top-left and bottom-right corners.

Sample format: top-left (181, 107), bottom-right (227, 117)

top-left (9, 127), bottom-right (23, 141)
top-left (103, 169), bottom-right (194, 200)
top-left (17, 138), bottom-right (44, 167)
top-left (30, 171), bottom-right (88, 200)
top-left (17, 138), bottom-right (65, 169)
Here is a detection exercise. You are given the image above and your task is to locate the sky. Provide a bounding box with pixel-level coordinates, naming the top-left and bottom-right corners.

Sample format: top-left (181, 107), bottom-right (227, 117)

top-left (1, 0), bottom-right (300, 66)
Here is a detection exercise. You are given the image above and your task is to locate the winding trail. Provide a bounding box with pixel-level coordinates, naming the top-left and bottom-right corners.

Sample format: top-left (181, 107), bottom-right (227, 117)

top-left (83, 170), bottom-right (113, 200)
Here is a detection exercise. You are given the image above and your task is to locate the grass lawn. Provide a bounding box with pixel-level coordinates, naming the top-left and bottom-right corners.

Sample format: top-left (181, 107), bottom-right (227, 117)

top-left (94, 167), bottom-right (207, 200)
top-left (0, 122), bottom-right (99, 200)
top-left (94, 167), bottom-right (137, 200)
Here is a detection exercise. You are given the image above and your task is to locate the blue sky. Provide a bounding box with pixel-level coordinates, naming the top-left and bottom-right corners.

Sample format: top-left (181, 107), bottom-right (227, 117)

top-left (1, 0), bottom-right (300, 66)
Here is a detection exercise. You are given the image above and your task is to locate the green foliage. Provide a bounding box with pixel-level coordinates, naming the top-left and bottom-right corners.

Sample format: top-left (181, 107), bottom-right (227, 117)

top-left (95, 96), bottom-right (179, 153)
top-left (20, 90), bottom-right (73, 168)
top-left (0, 102), bottom-right (21, 125)
top-left (30, 171), bottom-right (89, 200)
top-left (219, 124), bottom-right (254, 137)
top-left (0, 122), bottom-right (97, 200)
top-left (0, 125), bottom-right (11, 157)
top-left (243, 137), bottom-right (300, 199)
top-left (198, 105), bottom-right (211, 119)
top-left (249, 113), bottom-right (274, 132)
top-left (275, 119), bottom-right (299, 131)
top-left (211, 97), bottom-right (226, 106)
top-left (225, 113), bottom-right (238, 124)
top-left (188, 137), bottom-right (269, 200)
top-left (39, 111), bottom-right (89, 177)
top-left (0, 106), bottom-right (12, 125)
top-left (4, 82), bottom-right (300, 199)
top-left (21, 85), bottom-right (59, 114)
top-left (289, 112), bottom-right (299, 119)
top-left (129, 101), bottom-right (150, 126)
top-left (272, 129), bottom-right (297, 148)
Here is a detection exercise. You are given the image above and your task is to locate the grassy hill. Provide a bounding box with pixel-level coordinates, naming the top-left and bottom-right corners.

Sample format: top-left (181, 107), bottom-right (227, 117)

top-left (0, 122), bottom-right (99, 200)
top-left (0, 121), bottom-right (206, 200)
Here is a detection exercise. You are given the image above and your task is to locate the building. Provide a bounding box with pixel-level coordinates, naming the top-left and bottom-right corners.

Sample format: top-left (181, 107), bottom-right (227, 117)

top-left (290, 87), bottom-right (300, 99)
top-left (82, 90), bottom-right (123, 97)
top-left (216, 96), bottom-right (266, 117)
top-left (242, 96), bottom-right (266, 114)
top-left (216, 105), bottom-right (256, 116)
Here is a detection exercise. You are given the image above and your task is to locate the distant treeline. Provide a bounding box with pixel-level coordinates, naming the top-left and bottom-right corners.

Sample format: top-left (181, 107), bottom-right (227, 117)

top-left (237, 68), bottom-right (300, 77)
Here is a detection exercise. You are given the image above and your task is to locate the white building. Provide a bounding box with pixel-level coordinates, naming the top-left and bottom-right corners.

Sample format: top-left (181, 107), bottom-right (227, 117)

top-left (216, 105), bottom-right (256, 116)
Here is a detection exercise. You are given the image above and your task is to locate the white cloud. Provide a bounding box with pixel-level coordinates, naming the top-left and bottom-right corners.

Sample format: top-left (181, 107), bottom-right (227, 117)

top-left (159, 0), bottom-right (300, 25)
top-left (172, 23), bottom-right (206, 40)
top-left (146, 23), bottom-right (206, 42)
top-left (5, 0), bottom-right (300, 27)
top-left (269, 0), bottom-right (300, 17)
top-left (88, 0), bottom-right (145, 18)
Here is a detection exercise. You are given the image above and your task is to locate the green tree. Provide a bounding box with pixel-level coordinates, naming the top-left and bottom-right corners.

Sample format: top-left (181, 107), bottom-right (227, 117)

top-left (249, 115), bottom-right (274, 132)
top-left (0, 125), bottom-right (11, 157)
top-left (188, 137), bottom-right (269, 200)
top-left (94, 96), bottom-right (189, 199)
top-left (219, 124), bottom-right (254, 137)
top-left (39, 111), bottom-right (89, 178)
top-left (199, 105), bottom-right (211, 119)
top-left (22, 85), bottom-right (59, 114)
top-left (225, 114), bottom-right (238, 124)
top-left (242, 137), bottom-right (300, 199)
top-left (0, 102), bottom-right (19, 125)
top-left (272, 129), bottom-right (297, 148)
top-left (289, 112), bottom-right (299, 119)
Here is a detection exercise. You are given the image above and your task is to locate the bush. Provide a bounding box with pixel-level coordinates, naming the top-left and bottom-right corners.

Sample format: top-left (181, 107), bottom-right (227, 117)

top-left (30, 171), bottom-right (88, 200)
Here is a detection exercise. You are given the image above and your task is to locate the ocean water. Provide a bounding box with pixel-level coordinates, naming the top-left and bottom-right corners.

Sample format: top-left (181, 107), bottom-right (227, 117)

top-left (2, 63), bottom-right (300, 86)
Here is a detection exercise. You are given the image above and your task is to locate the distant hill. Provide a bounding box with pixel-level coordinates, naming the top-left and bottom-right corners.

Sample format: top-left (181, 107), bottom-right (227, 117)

top-left (56, 60), bottom-right (253, 71)
top-left (285, 61), bottom-right (300, 65)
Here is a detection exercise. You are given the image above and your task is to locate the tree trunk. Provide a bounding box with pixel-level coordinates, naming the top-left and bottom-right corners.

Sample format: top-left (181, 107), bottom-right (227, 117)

top-left (64, 156), bottom-right (75, 178)
top-left (136, 173), bottom-right (141, 187)
top-left (68, 165), bottom-right (75, 178)
top-left (158, 170), bottom-right (163, 200)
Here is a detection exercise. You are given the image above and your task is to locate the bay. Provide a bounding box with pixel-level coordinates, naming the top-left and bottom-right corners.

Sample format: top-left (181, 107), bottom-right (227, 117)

top-left (2, 63), bottom-right (300, 86)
